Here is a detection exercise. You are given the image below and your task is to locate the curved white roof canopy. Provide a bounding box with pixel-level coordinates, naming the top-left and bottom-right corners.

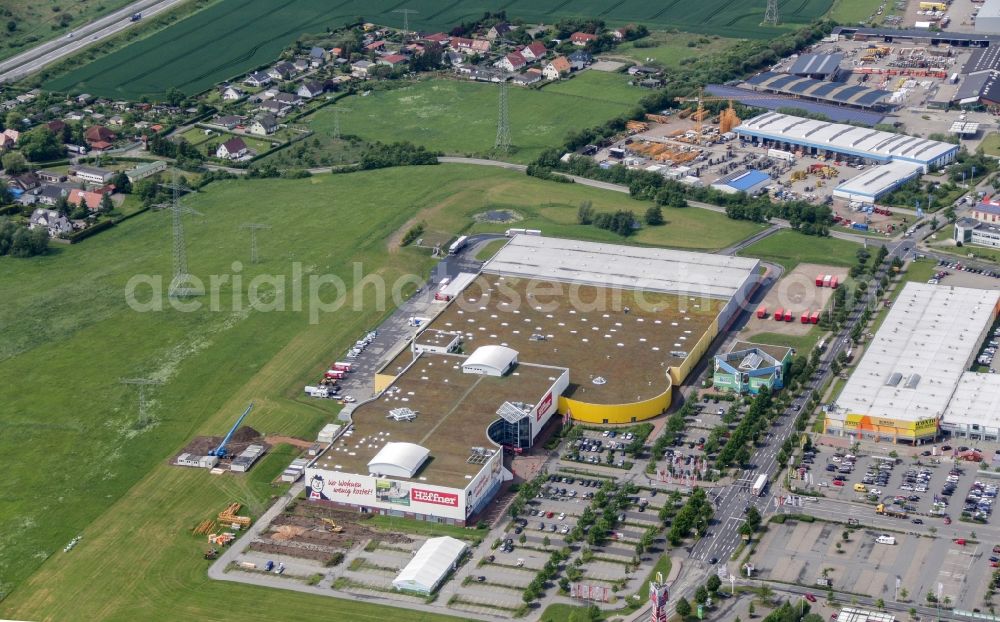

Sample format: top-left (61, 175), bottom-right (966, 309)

top-left (367, 442), bottom-right (430, 478)
top-left (462, 345), bottom-right (518, 376)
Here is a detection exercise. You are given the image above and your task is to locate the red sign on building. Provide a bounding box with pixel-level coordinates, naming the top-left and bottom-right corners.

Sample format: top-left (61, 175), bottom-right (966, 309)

top-left (411, 488), bottom-right (459, 507)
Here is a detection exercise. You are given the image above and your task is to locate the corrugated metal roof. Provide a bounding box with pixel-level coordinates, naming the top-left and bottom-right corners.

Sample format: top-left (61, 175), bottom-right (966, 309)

top-left (788, 53), bottom-right (844, 76)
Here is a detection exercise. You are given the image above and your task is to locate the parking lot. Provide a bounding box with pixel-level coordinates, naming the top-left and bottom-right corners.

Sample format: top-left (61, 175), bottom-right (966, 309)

top-left (751, 519), bottom-right (994, 607)
top-left (795, 448), bottom-right (1000, 524)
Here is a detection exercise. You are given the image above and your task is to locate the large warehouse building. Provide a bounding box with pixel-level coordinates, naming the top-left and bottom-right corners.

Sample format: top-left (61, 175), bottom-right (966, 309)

top-left (305, 236), bottom-right (760, 524)
top-left (826, 283), bottom-right (1000, 443)
top-left (736, 112), bottom-right (959, 171)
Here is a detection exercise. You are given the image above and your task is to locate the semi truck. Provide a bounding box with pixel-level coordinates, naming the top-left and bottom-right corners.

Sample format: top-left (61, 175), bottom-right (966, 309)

top-left (332, 362), bottom-right (352, 372)
top-left (448, 236), bottom-right (468, 255)
top-left (752, 473), bottom-right (768, 497)
top-left (875, 503), bottom-right (907, 519)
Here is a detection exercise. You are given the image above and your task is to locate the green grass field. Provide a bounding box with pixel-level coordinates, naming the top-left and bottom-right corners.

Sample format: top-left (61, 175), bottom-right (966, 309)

top-left (0, 164), bottom-right (762, 620)
top-left (981, 133), bottom-right (1000, 157)
top-left (0, 0), bottom-right (135, 62)
top-left (739, 230), bottom-right (861, 272)
top-left (44, 0), bottom-right (831, 98)
top-left (610, 33), bottom-right (737, 70)
top-left (827, 0), bottom-right (883, 24)
top-left (313, 74), bottom-right (645, 164)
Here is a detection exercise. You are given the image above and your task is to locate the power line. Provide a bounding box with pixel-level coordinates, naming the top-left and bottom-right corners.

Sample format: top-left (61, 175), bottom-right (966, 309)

top-left (330, 106), bottom-right (352, 140)
top-left (156, 170), bottom-right (202, 297)
top-left (239, 223), bottom-right (271, 264)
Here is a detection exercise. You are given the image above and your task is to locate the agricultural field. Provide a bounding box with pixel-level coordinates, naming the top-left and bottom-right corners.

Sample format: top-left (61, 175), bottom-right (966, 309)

top-left (312, 74), bottom-right (646, 164)
top-left (0, 163), bottom-right (764, 619)
top-left (43, 0), bottom-right (832, 98)
top-left (739, 229), bottom-right (862, 272)
top-left (827, 0), bottom-right (888, 24)
top-left (0, 0), bottom-right (134, 62)
top-left (609, 32), bottom-right (738, 70)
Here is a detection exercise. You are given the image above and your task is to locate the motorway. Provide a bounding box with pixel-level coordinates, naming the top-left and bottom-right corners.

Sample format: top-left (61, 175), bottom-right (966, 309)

top-left (0, 0), bottom-right (185, 83)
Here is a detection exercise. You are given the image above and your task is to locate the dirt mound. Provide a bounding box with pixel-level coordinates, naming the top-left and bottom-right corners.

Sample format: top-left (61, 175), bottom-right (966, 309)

top-left (230, 426), bottom-right (261, 443)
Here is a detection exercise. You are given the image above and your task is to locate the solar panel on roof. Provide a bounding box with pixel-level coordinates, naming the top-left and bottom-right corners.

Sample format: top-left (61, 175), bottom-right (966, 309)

top-left (809, 81), bottom-right (842, 98)
top-left (746, 72), bottom-right (778, 86)
top-left (767, 74), bottom-right (801, 89)
top-left (855, 90), bottom-right (889, 106)
top-left (787, 78), bottom-right (819, 94)
top-left (704, 85), bottom-right (886, 125)
top-left (831, 84), bottom-right (868, 102)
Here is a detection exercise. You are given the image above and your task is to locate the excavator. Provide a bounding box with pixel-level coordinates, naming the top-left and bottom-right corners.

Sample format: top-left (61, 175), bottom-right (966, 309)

top-left (321, 518), bottom-right (344, 533)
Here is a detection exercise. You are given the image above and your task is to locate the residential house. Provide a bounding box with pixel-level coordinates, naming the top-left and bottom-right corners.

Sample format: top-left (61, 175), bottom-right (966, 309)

top-left (68, 188), bottom-right (106, 211)
top-left (351, 60), bottom-right (374, 77)
top-left (628, 65), bottom-right (661, 76)
top-left (497, 51), bottom-right (527, 73)
top-left (65, 111), bottom-right (85, 122)
top-left (26, 184), bottom-right (67, 206)
top-left (297, 80), bottom-right (326, 99)
top-left (568, 50), bottom-right (593, 69)
top-left (570, 32), bottom-right (598, 46)
top-left (2, 128), bottom-right (20, 145)
top-left (487, 23), bottom-right (512, 41)
top-left (28, 208), bottom-right (72, 237)
top-left (309, 46), bottom-right (327, 64)
top-left (214, 115), bottom-right (243, 130)
top-left (221, 85), bottom-right (244, 101)
top-left (469, 67), bottom-right (503, 82)
top-left (424, 33), bottom-right (450, 44)
top-left (0, 133), bottom-right (14, 152)
top-left (471, 39), bottom-right (491, 54)
top-left (520, 42), bottom-right (547, 62)
top-left (273, 92), bottom-right (302, 107)
top-left (76, 93), bottom-right (95, 104)
top-left (216, 136), bottom-right (248, 160)
top-left (378, 54), bottom-right (408, 68)
top-left (248, 114), bottom-right (278, 136)
top-left (450, 38), bottom-right (490, 55)
top-left (512, 72), bottom-right (541, 86)
top-left (125, 160), bottom-right (167, 183)
top-left (365, 40), bottom-right (387, 53)
top-left (258, 100), bottom-right (291, 117)
top-left (84, 125), bottom-right (116, 148)
top-left (268, 61), bottom-right (296, 81)
top-left (71, 164), bottom-right (114, 184)
top-left (612, 27), bottom-right (628, 40)
top-left (45, 119), bottom-right (67, 135)
top-left (108, 115), bottom-right (125, 128)
top-left (292, 58), bottom-right (309, 73)
top-left (244, 71), bottom-right (272, 87)
top-left (9, 172), bottom-right (39, 192)
top-left (444, 50), bottom-right (465, 68)
top-left (331, 47), bottom-right (343, 58)
top-left (543, 56), bottom-right (572, 80)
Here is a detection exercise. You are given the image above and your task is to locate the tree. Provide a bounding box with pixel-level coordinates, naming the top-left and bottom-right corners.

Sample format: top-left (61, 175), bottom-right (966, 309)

top-left (748, 601), bottom-right (756, 618)
top-left (5, 110), bottom-right (20, 130)
top-left (876, 598), bottom-right (885, 610)
top-left (842, 530), bottom-right (850, 542)
top-left (644, 205), bottom-right (664, 226)
top-left (112, 171), bottom-right (133, 194)
top-left (675, 597), bottom-right (692, 617)
top-left (746, 506), bottom-right (761, 531)
top-left (706, 574), bottom-right (721, 594)
top-left (577, 200), bottom-right (594, 225)
top-left (900, 587), bottom-right (908, 600)
top-left (1, 152), bottom-right (28, 174)
top-left (694, 585), bottom-right (708, 604)
top-left (6, 20), bottom-right (16, 32)
top-left (99, 192), bottom-right (114, 214)
top-left (18, 126), bottom-right (64, 161)
top-left (542, 535), bottom-right (551, 547)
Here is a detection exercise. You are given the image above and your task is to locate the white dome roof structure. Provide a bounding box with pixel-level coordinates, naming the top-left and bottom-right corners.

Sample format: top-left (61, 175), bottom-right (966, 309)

top-left (367, 442), bottom-right (430, 478)
top-left (462, 345), bottom-right (518, 377)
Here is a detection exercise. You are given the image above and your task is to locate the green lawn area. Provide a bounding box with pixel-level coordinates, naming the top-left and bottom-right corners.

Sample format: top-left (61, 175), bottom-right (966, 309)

top-left (366, 515), bottom-right (484, 542)
top-left (610, 33), bottom-right (737, 70)
top-left (930, 225), bottom-right (1000, 264)
top-left (828, 0), bottom-right (884, 23)
top-left (739, 230), bottom-right (861, 272)
top-left (980, 133), bottom-right (1000, 157)
top-left (475, 239), bottom-right (508, 261)
top-left (538, 555), bottom-right (671, 621)
top-left (312, 74), bottom-right (646, 164)
top-left (0, 163), bottom-right (759, 620)
top-left (746, 330), bottom-right (825, 353)
top-left (177, 128), bottom-right (277, 158)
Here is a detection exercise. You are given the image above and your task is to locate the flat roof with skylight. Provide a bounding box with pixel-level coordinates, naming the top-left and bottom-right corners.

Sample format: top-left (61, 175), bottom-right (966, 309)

top-left (942, 372), bottom-right (1000, 432)
top-left (481, 235), bottom-right (759, 301)
top-left (834, 283), bottom-right (1000, 425)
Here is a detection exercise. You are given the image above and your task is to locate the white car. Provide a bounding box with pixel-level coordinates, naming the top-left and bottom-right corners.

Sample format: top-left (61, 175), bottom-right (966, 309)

top-left (869, 488), bottom-right (882, 496)
top-left (818, 481), bottom-right (830, 487)
top-left (342, 395), bottom-right (356, 403)
top-left (558, 512), bottom-right (566, 520)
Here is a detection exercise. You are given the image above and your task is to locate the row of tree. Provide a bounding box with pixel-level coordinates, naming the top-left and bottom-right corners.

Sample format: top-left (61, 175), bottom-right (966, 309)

top-left (715, 390), bottom-right (773, 469)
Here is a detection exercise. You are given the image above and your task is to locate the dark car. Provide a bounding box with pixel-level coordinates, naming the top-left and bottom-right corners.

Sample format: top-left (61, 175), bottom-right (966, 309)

top-left (708, 557), bottom-right (718, 564)
top-left (912, 518), bottom-right (923, 525)
top-left (805, 594), bottom-right (816, 603)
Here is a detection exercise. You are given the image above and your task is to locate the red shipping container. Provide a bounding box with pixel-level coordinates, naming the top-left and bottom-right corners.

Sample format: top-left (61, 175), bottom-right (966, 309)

top-left (801, 310), bottom-right (810, 324)
top-left (830, 276), bottom-right (839, 289)
top-left (774, 307), bottom-right (784, 321)
top-left (756, 305), bottom-right (767, 319)
top-left (815, 275), bottom-right (824, 286)
top-left (783, 309), bottom-right (793, 322)
top-left (810, 311), bottom-right (820, 324)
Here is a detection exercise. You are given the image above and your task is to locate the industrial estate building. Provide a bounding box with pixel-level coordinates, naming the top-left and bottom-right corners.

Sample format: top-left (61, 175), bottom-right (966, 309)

top-left (954, 200), bottom-right (1000, 249)
top-left (977, 0), bottom-right (1000, 35)
top-left (735, 112), bottom-right (959, 171)
top-left (711, 169), bottom-right (773, 195)
top-left (712, 342), bottom-right (793, 395)
top-left (827, 283), bottom-right (1000, 443)
top-left (305, 236), bottom-right (760, 524)
top-left (832, 161), bottom-right (924, 204)
top-left (391, 536), bottom-right (468, 594)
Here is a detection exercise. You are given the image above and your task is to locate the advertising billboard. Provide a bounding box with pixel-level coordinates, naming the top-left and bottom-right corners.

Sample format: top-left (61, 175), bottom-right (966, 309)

top-left (465, 449), bottom-right (505, 516)
top-left (531, 369), bottom-right (569, 435)
top-left (304, 468), bottom-right (466, 520)
top-left (842, 413), bottom-right (938, 439)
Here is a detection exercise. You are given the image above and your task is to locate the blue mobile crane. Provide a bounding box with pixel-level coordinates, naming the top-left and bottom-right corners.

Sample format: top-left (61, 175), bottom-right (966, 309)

top-left (209, 403), bottom-right (254, 458)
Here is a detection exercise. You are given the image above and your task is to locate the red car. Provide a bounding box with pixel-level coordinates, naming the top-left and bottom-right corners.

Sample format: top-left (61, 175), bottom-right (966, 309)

top-left (805, 594), bottom-right (817, 603)
top-left (833, 480), bottom-right (844, 487)
top-left (944, 517), bottom-right (952, 525)
top-left (546, 511), bottom-right (554, 518)
top-left (956, 538), bottom-right (967, 546)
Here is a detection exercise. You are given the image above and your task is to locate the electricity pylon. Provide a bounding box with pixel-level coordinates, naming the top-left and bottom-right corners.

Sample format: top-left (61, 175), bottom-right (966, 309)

top-left (330, 107), bottom-right (351, 140)
top-left (120, 378), bottom-right (164, 428)
top-left (494, 74), bottom-right (511, 153)
top-left (156, 171), bottom-right (202, 297)
top-left (393, 8), bottom-right (418, 43)
top-left (763, 0), bottom-right (779, 26)
top-left (239, 223), bottom-right (271, 264)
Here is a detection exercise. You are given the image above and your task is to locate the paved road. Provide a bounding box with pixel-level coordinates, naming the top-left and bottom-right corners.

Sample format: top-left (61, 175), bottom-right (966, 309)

top-left (0, 0), bottom-right (185, 83)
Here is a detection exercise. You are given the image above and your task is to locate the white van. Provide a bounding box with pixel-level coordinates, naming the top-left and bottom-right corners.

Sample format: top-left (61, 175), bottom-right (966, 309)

top-left (876, 535), bottom-right (896, 545)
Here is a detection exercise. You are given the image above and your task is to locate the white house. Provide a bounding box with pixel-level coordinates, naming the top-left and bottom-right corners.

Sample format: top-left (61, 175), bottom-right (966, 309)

top-left (215, 136), bottom-right (248, 160)
top-left (221, 85), bottom-right (244, 101)
top-left (244, 71), bottom-right (272, 87)
top-left (497, 51), bottom-right (527, 73)
top-left (248, 114), bottom-right (278, 136)
top-left (28, 208), bottom-right (72, 237)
